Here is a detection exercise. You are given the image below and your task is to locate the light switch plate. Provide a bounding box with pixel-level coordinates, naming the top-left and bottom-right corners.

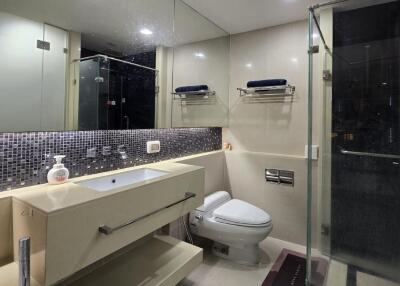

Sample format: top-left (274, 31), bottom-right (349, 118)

top-left (147, 141), bottom-right (161, 154)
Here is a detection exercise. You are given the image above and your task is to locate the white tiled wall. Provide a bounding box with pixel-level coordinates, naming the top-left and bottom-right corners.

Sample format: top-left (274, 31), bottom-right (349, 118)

top-left (223, 20), bottom-right (319, 247)
top-left (0, 197), bottom-right (12, 266)
top-left (0, 12), bottom-right (68, 132)
top-left (224, 151), bottom-right (318, 246)
top-left (225, 20), bottom-right (309, 155)
top-left (166, 20), bottom-right (318, 247)
top-left (172, 36), bottom-right (230, 127)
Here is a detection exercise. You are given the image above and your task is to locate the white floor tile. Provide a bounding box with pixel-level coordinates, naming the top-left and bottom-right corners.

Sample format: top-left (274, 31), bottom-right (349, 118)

top-left (179, 237), bottom-right (306, 286)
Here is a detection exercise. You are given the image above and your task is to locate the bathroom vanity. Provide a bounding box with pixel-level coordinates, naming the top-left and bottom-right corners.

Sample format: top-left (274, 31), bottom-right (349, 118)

top-left (1, 161), bottom-right (204, 286)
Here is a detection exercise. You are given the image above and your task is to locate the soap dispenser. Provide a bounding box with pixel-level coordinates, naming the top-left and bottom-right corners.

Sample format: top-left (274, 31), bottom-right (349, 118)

top-left (47, 155), bottom-right (70, 185)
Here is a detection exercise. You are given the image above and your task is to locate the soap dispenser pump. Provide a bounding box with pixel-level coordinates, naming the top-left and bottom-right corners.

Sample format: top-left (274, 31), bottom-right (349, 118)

top-left (47, 155), bottom-right (70, 185)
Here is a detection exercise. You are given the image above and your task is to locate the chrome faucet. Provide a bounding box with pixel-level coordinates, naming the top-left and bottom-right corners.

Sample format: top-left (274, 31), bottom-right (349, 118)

top-left (117, 145), bottom-right (128, 160)
top-left (102, 146), bottom-right (112, 156)
top-left (86, 147), bottom-right (97, 158)
top-left (19, 237), bottom-right (30, 286)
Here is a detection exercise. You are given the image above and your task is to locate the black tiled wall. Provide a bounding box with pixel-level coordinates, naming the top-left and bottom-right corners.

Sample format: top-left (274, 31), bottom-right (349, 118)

top-left (0, 128), bottom-right (221, 191)
top-left (331, 1), bottom-right (400, 281)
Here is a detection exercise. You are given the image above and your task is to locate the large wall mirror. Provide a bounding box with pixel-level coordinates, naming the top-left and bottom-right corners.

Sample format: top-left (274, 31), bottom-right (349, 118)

top-left (0, 0), bottom-right (229, 132)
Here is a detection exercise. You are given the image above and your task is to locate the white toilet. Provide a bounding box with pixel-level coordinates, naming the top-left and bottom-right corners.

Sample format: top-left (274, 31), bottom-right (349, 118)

top-left (189, 191), bottom-right (272, 265)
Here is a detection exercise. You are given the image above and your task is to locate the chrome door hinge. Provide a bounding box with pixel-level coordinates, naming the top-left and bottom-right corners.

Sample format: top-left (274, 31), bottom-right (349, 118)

top-left (321, 224), bottom-right (330, 236)
top-left (37, 40), bottom-right (50, 51)
top-left (308, 45), bottom-right (319, 54)
top-left (323, 70), bottom-right (332, 81)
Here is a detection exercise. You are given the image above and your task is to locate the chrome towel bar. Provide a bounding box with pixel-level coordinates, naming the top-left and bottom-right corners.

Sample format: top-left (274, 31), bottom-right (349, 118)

top-left (340, 149), bottom-right (400, 159)
top-left (98, 192), bottom-right (196, 235)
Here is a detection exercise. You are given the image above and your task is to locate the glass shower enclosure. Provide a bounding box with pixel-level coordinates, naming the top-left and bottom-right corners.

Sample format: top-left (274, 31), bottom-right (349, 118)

top-left (75, 55), bottom-right (158, 130)
top-left (307, 1), bottom-right (400, 285)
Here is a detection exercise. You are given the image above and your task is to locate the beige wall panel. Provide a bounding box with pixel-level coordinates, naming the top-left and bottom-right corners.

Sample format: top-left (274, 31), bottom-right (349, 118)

top-left (224, 151), bottom-right (318, 246)
top-left (0, 198), bottom-right (13, 266)
top-left (179, 151), bottom-right (228, 195)
top-left (225, 20), bottom-right (309, 156)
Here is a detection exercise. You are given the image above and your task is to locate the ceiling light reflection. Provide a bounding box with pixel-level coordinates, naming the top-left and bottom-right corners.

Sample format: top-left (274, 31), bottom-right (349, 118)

top-left (194, 52), bottom-right (205, 58)
top-left (140, 28), bottom-right (153, 35)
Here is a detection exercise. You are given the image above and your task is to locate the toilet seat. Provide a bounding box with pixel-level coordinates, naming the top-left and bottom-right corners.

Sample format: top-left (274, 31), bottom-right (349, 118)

top-left (213, 199), bottom-right (271, 227)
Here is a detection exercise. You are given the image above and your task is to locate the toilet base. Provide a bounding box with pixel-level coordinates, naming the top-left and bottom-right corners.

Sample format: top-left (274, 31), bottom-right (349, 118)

top-left (212, 241), bottom-right (260, 265)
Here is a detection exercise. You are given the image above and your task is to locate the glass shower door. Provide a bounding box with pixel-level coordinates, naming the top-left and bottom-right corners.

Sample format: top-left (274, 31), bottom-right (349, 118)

top-left (78, 56), bottom-right (110, 130)
top-left (307, 1), bottom-right (400, 285)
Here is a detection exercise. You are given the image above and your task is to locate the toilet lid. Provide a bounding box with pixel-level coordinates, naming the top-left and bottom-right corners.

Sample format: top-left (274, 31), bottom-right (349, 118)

top-left (213, 199), bottom-right (271, 226)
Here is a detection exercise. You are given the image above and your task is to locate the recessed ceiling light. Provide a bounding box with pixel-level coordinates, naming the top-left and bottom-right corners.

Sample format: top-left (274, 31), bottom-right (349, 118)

top-left (140, 28), bottom-right (153, 35)
top-left (245, 63), bottom-right (253, 68)
top-left (194, 52), bottom-right (205, 58)
top-left (291, 57), bottom-right (298, 63)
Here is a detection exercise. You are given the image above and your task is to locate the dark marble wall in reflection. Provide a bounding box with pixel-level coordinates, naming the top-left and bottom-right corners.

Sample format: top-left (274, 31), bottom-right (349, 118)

top-left (331, 1), bottom-right (400, 281)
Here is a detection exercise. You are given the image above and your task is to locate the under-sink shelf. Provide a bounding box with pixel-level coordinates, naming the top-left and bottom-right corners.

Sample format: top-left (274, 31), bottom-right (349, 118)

top-left (0, 262), bottom-right (41, 286)
top-left (0, 235), bottom-right (202, 286)
top-left (65, 235), bottom-right (202, 286)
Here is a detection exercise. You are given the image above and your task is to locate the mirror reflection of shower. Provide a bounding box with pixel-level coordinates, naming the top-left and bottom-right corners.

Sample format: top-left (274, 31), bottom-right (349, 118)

top-left (76, 52), bottom-right (158, 130)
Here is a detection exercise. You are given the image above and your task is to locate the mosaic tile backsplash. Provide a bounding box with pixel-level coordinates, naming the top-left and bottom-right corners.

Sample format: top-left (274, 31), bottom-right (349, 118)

top-left (0, 128), bottom-right (221, 191)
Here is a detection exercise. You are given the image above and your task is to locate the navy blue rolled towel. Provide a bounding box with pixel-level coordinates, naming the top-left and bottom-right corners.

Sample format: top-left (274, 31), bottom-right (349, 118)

top-left (175, 85), bottom-right (209, 93)
top-left (247, 79), bottom-right (287, 88)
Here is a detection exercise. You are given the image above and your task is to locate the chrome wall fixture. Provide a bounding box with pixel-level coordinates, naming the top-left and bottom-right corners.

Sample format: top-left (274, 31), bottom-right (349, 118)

top-left (172, 90), bottom-right (217, 106)
top-left (265, 169), bottom-right (294, 187)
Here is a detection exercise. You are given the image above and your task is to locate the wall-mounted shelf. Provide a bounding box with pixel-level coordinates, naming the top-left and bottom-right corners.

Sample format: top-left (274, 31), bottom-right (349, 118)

top-left (172, 90), bottom-right (217, 105)
top-left (237, 85), bottom-right (295, 98)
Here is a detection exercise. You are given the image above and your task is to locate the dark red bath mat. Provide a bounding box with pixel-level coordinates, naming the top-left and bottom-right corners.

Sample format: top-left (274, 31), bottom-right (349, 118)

top-left (261, 249), bottom-right (328, 286)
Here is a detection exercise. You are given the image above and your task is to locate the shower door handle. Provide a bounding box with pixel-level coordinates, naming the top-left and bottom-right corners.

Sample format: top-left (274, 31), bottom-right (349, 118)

top-left (340, 148), bottom-right (400, 159)
top-left (123, 116), bottom-right (130, 129)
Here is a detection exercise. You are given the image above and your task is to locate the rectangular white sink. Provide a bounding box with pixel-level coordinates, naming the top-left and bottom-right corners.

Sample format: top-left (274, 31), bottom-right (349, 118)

top-left (76, 168), bottom-right (169, 192)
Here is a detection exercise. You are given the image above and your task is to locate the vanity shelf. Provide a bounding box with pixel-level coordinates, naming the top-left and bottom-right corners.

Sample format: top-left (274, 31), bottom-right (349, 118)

top-left (237, 85), bottom-right (295, 98)
top-left (67, 235), bottom-right (203, 286)
top-left (0, 235), bottom-right (202, 286)
top-left (172, 90), bottom-right (217, 105)
top-left (0, 262), bottom-right (40, 286)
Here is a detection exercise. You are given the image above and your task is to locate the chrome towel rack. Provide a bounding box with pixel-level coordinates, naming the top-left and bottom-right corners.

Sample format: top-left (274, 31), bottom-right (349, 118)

top-left (98, 192), bottom-right (196, 235)
top-left (238, 85), bottom-right (295, 98)
top-left (340, 148), bottom-right (400, 160)
top-left (172, 90), bottom-right (216, 97)
top-left (172, 90), bottom-right (217, 105)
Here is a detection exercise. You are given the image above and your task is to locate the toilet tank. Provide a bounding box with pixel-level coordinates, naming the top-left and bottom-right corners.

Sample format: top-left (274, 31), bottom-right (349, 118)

top-left (195, 191), bottom-right (231, 213)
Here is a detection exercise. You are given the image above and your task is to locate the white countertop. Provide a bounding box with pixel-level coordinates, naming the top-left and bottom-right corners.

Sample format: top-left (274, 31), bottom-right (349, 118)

top-left (1, 151), bottom-right (222, 214)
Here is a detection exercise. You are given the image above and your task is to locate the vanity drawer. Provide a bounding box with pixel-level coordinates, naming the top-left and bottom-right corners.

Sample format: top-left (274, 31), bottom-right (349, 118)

top-left (14, 168), bottom-right (204, 286)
